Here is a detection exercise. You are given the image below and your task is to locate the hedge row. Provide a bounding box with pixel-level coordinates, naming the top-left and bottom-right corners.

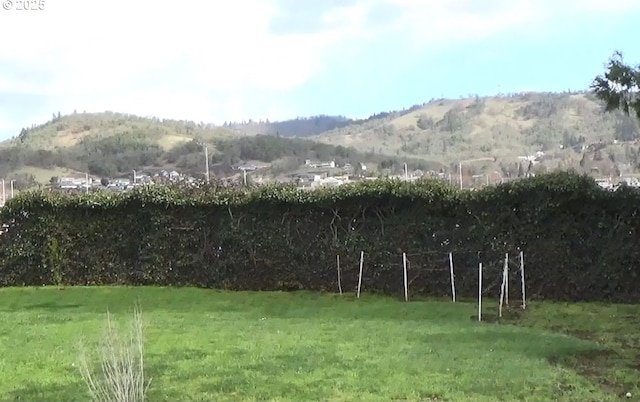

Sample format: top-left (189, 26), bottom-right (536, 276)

top-left (0, 171), bottom-right (638, 302)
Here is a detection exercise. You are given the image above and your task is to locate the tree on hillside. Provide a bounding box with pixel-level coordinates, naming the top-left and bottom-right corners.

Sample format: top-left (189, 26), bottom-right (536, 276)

top-left (591, 51), bottom-right (640, 120)
top-left (18, 128), bottom-right (28, 143)
top-left (613, 116), bottom-right (640, 141)
top-left (416, 115), bottom-right (434, 130)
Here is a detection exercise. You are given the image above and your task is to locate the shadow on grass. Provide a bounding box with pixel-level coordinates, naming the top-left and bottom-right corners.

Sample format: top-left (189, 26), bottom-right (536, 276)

top-left (547, 343), bottom-right (640, 399)
top-left (0, 287), bottom-right (476, 322)
top-left (504, 305), bottom-right (640, 399)
top-left (6, 373), bottom-right (85, 401)
top-left (549, 349), bottom-right (627, 396)
top-left (145, 348), bottom-right (361, 401)
top-left (143, 321), bottom-right (598, 400)
top-left (22, 302), bottom-right (82, 311)
top-left (144, 358), bottom-right (200, 400)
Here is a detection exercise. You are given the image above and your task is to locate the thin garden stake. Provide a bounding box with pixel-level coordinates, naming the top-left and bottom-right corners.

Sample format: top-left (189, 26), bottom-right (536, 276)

top-left (478, 262), bottom-right (483, 321)
top-left (336, 255), bottom-right (342, 295)
top-left (402, 253), bottom-right (409, 302)
top-left (499, 256), bottom-right (508, 318)
top-left (520, 251), bottom-right (526, 309)
top-left (505, 253), bottom-right (509, 305)
top-left (357, 251), bottom-right (364, 299)
top-left (449, 252), bottom-right (456, 302)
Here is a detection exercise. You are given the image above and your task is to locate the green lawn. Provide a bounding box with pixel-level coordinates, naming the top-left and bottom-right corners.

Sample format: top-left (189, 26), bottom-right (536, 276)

top-left (0, 287), bottom-right (637, 401)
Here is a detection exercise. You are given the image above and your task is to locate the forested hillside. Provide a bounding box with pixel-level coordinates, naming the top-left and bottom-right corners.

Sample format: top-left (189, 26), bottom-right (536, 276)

top-left (310, 91), bottom-right (640, 178)
top-left (1, 90), bottom-right (639, 188)
top-left (223, 102), bottom-right (429, 137)
top-left (0, 112), bottom-right (432, 189)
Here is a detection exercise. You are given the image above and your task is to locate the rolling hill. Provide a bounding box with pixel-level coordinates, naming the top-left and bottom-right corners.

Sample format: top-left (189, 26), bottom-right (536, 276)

top-left (8, 111), bottom-right (240, 151)
top-left (311, 91), bottom-right (635, 161)
top-left (1, 90), bottom-right (639, 189)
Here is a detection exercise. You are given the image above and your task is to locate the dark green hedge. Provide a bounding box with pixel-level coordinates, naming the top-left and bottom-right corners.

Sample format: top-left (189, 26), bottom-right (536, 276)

top-left (0, 171), bottom-right (638, 302)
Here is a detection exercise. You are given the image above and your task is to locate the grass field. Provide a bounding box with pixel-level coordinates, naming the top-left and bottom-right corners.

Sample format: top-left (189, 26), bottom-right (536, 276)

top-left (11, 165), bottom-right (87, 184)
top-left (0, 287), bottom-right (638, 401)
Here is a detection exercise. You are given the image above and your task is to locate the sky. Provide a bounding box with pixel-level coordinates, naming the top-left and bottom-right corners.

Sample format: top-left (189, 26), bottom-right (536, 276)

top-left (0, 0), bottom-right (639, 140)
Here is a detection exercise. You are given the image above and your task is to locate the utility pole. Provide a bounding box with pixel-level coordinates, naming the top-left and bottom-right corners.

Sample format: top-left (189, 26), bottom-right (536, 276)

top-left (10, 180), bottom-right (14, 199)
top-left (204, 145), bottom-right (210, 184)
top-left (403, 163), bottom-right (408, 180)
top-left (85, 173), bottom-right (89, 194)
top-left (243, 168), bottom-right (247, 186)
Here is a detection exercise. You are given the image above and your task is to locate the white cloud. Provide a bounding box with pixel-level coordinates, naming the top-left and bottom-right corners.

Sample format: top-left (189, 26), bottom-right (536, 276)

top-left (365, 0), bottom-right (640, 50)
top-left (0, 0), bottom-right (340, 130)
top-left (0, 0), bottom-right (638, 139)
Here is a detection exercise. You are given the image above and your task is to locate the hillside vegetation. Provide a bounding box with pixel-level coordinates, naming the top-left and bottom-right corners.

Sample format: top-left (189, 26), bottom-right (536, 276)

top-left (9, 111), bottom-right (240, 151)
top-left (0, 112), bottom-right (423, 189)
top-left (1, 91), bottom-right (639, 188)
top-left (312, 91), bottom-right (640, 175)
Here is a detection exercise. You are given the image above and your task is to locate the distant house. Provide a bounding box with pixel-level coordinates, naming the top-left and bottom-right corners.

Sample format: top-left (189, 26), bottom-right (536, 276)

top-left (135, 174), bottom-right (152, 183)
top-left (236, 164), bottom-right (258, 171)
top-left (305, 160), bottom-right (336, 169)
top-left (58, 180), bottom-right (78, 189)
top-left (297, 173), bottom-right (324, 183)
top-left (311, 177), bottom-right (342, 188)
top-left (595, 178), bottom-right (613, 190)
top-left (58, 177), bottom-right (89, 189)
top-left (120, 178), bottom-right (131, 185)
top-left (621, 177), bottom-right (639, 186)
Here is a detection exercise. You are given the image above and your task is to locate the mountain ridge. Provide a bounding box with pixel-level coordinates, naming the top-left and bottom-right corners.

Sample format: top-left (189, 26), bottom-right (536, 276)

top-left (2, 90), bottom-right (639, 189)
